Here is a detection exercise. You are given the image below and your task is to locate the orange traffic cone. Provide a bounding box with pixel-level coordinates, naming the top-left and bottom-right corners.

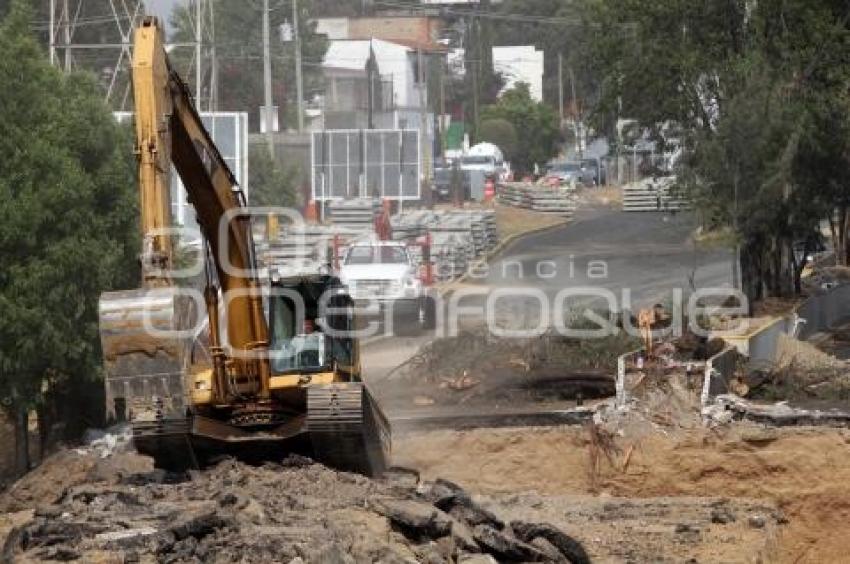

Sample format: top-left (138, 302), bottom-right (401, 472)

top-left (304, 200), bottom-right (319, 223)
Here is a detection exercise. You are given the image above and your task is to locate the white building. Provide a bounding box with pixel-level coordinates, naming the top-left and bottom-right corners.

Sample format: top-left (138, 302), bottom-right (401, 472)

top-left (492, 46), bottom-right (545, 102)
top-left (448, 45), bottom-right (545, 102)
top-left (323, 38), bottom-right (429, 114)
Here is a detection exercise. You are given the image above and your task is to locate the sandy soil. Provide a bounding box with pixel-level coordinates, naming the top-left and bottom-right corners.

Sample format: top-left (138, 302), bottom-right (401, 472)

top-left (579, 186), bottom-right (623, 207)
top-left (394, 425), bottom-right (850, 563)
top-left (493, 203), bottom-right (568, 240)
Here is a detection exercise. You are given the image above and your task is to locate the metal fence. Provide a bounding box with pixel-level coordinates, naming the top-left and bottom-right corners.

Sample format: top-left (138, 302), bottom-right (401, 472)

top-left (311, 129), bottom-right (420, 201)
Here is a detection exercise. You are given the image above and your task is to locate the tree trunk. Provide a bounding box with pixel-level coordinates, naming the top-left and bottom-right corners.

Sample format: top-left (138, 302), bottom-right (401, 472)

top-left (834, 207), bottom-right (848, 267)
top-left (775, 237), bottom-right (795, 297)
top-left (36, 403), bottom-right (49, 463)
top-left (740, 241), bottom-right (762, 314)
top-left (843, 209), bottom-right (850, 266)
top-left (12, 408), bottom-right (30, 478)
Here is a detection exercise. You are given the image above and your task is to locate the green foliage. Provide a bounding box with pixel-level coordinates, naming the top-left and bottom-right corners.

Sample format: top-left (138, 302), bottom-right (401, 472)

top-left (481, 83), bottom-right (561, 174)
top-left (583, 0), bottom-right (850, 300)
top-left (171, 0), bottom-right (328, 131)
top-left (478, 118), bottom-right (518, 160)
top-left (249, 145), bottom-right (298, 207)
top-left (0, 0), bottom-right (138, 423)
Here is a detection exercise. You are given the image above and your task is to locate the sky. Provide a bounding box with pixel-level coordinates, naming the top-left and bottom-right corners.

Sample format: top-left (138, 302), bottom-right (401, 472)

top-left (146, 0), bottom-right (180, 31)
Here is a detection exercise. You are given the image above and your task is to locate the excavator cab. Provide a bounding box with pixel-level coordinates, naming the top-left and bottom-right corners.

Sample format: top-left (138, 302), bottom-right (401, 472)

top-left (267, 274), bottom-right (358, 378)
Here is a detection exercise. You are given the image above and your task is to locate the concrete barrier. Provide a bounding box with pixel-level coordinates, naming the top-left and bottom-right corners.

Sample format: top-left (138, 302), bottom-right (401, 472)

top-left (794, 284), bottom-right (850, 340)
top-left (615, 350), bottom-right (641, 407)
top-left (701, 346), bottom-right (738, 406)
top-left (715, 317), bottom-right (790, 367)
top-left (622, 177), bottom-right (689, 212)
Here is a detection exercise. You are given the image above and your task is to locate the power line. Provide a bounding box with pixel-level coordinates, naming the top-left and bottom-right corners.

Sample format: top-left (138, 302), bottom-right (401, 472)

top-left (373, 0), bottom-right (636, 30)
top-left (373, 0), bottom-right (585, 26)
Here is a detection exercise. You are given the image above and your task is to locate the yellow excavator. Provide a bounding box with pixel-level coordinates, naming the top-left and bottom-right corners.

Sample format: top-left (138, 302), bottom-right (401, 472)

top-left (98, 18), bottom-right (389, 475)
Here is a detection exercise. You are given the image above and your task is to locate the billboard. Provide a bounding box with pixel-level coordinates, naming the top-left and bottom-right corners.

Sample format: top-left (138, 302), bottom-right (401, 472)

top-left (115, 111), bottom-right (250, 233)
top-left (311, 129), bottom-right (421, 201)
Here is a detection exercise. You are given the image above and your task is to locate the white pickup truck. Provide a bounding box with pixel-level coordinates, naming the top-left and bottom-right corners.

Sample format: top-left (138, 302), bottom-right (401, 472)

top-left (339, 240), bottom-right (435, 335)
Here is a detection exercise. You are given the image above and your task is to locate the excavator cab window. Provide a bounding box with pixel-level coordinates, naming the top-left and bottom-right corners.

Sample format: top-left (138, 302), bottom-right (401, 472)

top-left (325, 294), bottom-right (354, 370)
top-left (268, 294), bottom-right (328, 373)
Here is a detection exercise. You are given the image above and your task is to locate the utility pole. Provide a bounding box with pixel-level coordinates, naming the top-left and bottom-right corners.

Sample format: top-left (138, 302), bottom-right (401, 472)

top-left (471, 17), bottom-right (480, 141)
top-left (63, 0), bottom-right (71, 71)
top-left (557, 53), bottom-right (564, 129)
top-left (418, 48), bottom-right (430, 204)
top-left (208, 0), bottom-right (217, 111)
top-left (49, 0), bottom-right (55, 65)
top-left (471, 60), bottom-right (480, 141)
top-left (262, 0), bottom-right (274, 156)
top-left (569, 66), bottom-right (582, 158)
top-left (195, 0), bottom-right (202, 103)
top-left (293, 0), bottom-right (304, 132)
top-left (366, 46), bottom-right (375, 129)
top-left (439, 55), bottom-right (446, 157)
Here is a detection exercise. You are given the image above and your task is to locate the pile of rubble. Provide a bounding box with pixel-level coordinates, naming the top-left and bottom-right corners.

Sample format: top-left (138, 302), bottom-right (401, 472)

top-left (1, 451), bottom-right (590, 564)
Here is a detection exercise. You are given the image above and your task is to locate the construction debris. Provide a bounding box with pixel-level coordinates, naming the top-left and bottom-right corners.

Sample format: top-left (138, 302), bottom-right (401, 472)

top-left (0, 452), bottom-right (589, 564)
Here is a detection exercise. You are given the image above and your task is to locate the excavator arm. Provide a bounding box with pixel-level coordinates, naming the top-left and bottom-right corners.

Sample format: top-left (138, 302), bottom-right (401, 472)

top-left (135, 19), bottom-right (271, 399)
top-left (100, 18), bottom-right (271, 421)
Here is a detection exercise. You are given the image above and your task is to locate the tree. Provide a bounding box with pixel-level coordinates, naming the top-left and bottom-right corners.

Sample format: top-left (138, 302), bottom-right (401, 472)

top-left (0, 1), bottom-right (138, 476)
top-left (249, 144), bottom-right (298, 207)
top-left (582, 0), bottom-right (850, 303)
top-left (478, 118), bottom-right (518, 162)
top-left (480, 83), bottom-right (561, 174)
top-left (0, 0), bottom-right (147, 110)
top-left (171, 0), bottom-right (328, 131)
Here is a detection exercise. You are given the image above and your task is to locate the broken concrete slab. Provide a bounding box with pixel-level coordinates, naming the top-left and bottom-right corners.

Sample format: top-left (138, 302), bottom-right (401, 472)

top-left (374, 498), bottom-right (453, 539)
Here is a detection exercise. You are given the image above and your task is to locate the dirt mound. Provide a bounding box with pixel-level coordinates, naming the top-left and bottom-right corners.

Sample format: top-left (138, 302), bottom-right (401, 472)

top-left (1, 453), bottom-right (588, 563)
top-left (379, 331), bottom-right (636, 411)
top-left (394, 425), bottom-right (850, 563)
top-left (0, 428), bottom-right (152, 514)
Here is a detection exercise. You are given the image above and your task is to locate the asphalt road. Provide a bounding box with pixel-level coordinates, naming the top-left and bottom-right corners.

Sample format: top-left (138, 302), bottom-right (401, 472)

top-left (362, 203), bottom-right (733, 382)
top-left (476, 204), bottom-right (732, 307)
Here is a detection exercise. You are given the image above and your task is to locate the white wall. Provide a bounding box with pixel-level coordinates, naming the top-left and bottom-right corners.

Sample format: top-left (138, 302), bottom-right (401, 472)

top-left (493, 46), bottom-right (545, 102)
top-left (323, 39), bottom-right (427, 110)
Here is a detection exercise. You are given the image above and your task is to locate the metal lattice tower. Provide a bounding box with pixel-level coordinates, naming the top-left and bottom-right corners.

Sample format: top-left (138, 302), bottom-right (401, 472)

top-left (48, 0), bottom-right (217, 111)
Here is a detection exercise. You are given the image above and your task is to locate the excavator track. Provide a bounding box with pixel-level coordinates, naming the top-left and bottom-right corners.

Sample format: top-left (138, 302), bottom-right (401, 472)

top-left (307, 383), bottom-right (391, 477)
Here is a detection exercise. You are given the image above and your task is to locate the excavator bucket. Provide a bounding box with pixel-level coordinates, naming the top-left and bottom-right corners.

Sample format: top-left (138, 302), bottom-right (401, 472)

top-left (98, 287), bottom-right (197, 425)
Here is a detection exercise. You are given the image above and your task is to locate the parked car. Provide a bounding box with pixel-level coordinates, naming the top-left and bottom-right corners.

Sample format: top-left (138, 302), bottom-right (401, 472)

top-left (545, 161), bottom-right (596, 187)
top-left (580, 157), bottom-right (606, 186)
top-left (432, 160), bottom-right (470, 201)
